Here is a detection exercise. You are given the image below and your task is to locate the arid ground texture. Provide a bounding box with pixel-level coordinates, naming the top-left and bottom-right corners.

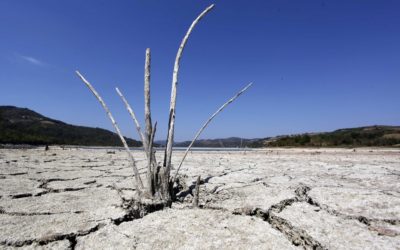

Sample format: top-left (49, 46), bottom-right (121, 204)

top-left (0, 147), bottom-right (399, 249)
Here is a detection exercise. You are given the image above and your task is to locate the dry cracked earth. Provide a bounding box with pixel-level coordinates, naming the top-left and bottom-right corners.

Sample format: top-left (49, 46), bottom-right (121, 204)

top-left (0, 147), bottom-right (399, 249)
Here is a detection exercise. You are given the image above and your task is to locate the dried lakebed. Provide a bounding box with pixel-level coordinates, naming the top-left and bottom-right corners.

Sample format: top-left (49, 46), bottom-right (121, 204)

top-left (0, 147), bottom-right (399, 249)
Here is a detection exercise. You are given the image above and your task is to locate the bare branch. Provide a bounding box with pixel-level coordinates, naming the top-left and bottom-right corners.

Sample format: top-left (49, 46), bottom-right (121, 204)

top-left (149, 121), bottom-right (157, 172)
top-left (164, 4), bottom-right (215, 172)
top-left (149, 122), bottom-right (157, 155)
top-left (76, 70), bottom-right (144, 189)
top-left (173, 82), bottom-right (253, 181)
top-left (115, 87), bottom-right (146, 146)
top-left (116, 87), bottom-right (158, 165)
top-left (147, 121), bottom-right (157, 195)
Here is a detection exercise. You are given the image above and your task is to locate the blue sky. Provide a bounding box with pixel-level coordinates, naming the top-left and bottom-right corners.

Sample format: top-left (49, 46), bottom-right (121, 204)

top-left (0, 0), bottom-right (399, 141)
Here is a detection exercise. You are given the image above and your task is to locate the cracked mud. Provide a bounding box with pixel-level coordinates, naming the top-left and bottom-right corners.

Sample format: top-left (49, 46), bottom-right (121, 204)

top-left (0, 147), bottom-right (399, 249)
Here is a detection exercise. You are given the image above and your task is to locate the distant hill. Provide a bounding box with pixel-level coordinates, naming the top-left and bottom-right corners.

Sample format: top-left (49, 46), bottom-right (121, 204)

top-left (2, 106), bottom-right (398, 148)
top-left (174, 137), bottom-right (259, 148)
top-left (0, 106), bottom-right (141, 147)
top-left (247, 126), bottom-right (400, 148)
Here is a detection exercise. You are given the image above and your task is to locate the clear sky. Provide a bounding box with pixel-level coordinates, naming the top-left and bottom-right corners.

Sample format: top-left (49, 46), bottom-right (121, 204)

top-left (0, 0), bottom-right (399, 141)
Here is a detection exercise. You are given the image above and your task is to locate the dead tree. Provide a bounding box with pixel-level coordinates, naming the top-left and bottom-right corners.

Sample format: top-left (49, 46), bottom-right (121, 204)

top-left (76, 4), bottom-right (252, 206)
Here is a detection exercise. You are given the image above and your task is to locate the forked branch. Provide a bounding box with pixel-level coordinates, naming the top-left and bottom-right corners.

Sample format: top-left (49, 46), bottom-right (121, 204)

top-left (173, 82), bottom-right (253, 181)
top-left (76, 71), bottom-right (144, 189)
top-left (164, 4), bottom-right (215, 172)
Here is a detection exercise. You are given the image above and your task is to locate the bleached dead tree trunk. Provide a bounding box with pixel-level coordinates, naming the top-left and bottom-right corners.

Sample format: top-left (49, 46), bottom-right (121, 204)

top-left (144, 48), bottom-right (155, 195)
top-left (164, 4), bottom-right (215, 175)
top-left (76, 4), bottom-right (252, 206)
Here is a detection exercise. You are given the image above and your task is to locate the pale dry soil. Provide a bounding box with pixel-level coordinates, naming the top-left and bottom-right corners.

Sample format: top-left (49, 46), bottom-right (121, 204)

top-left (0, 147), bottom-right (399, 249)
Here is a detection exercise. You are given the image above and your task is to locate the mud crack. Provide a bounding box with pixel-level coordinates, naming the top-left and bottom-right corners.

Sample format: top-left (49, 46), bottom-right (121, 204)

top-left (233, 184), bottom-right (326, 249)
top-left (0, 223), bottom-right (105, 249)
top-left (301, 187), bottom-right (400, 227)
